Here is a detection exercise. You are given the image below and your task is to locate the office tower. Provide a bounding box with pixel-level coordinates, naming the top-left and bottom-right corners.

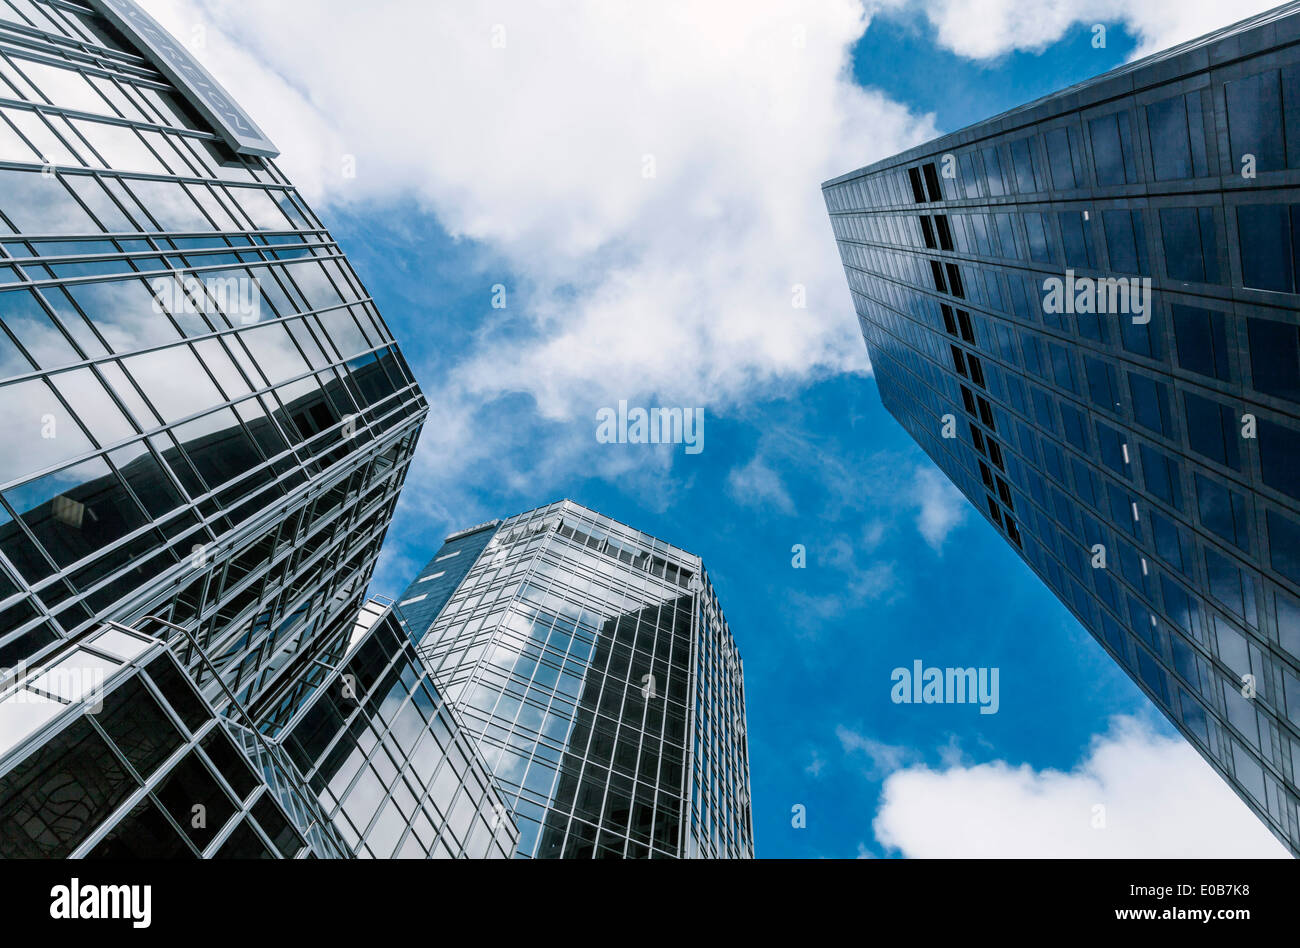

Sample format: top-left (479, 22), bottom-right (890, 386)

top-left (0, 599), bottom-right (516, 858)
top-left (823, 5), bottom-right (1300, 853)
top-left (262, 599), bottom-right (518, 858)
top-left (0, 0), bottom-right (444, 857)
top-left (396, 500), bottom-right (754, 858)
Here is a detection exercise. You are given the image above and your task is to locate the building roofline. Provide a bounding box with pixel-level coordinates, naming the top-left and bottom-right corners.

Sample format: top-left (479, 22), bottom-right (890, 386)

top-left (822, 0), bottom-right (1300, 188)
top-left (89, 0), bottom-right (279, 157)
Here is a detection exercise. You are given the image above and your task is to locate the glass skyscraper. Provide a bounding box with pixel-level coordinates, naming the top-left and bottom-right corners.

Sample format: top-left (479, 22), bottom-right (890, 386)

top-left (0, 0), bottom-right (513, 859)
top-left (396, 500), bottom-right (754, 858)
top-left (824, 5), bottom-right (1300, 854)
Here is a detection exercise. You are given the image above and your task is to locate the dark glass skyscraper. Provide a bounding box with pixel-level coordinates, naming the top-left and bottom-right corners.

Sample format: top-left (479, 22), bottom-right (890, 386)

top-left (0, 0), bottom-right (512, 859)
top-left (824, 5), bottom-right (1300, 854)
top-left (396, 500), bottom-right (754, 858)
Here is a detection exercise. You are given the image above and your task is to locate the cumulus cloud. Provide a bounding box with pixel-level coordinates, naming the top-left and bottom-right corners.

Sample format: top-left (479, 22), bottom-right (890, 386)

top-left (143, 0), bottom-right (939, 422)
top-left (907, 0), bottom-right (1280, 62)
top-left (872, 715), bottom-right (1291, 857)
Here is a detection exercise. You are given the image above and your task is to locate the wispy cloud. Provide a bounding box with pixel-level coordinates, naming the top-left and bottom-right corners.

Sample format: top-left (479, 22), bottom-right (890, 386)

top-left (727, 455), bottom-right (796, 514)
top-left (836, 726), bottom-right (921, 779)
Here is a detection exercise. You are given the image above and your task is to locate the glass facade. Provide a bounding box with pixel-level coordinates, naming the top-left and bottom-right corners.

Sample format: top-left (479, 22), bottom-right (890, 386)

top-left (824, 5), bottom-right (1300, 855)
top-left (277, 599), bottom-right (518, 858)
top-left (0, 623), bottom-right (336, 858)
top-left (0, 0), bottom-right (427, 727)
top-left (0, 0), bottom-right (517, 861)
top-left (397, 500), bottom-right (754, 858)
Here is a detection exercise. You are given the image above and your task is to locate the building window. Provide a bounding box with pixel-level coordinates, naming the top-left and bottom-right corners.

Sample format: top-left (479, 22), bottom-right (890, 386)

top-left (922, 162), bottom-right (942, 201)
top-left (1160, 206), bottom-right (1221, 283)
top-left (1031, 387), bottom-right (1056, 432)
top-left (1022, 211), bottom-right (1054, 263)
top-left (1236, 204), bottom-right (1295, 292)
top-left (1089, 111), bottom-right (1140, 185)
top-left (1084, 356), bottom-right (1121, 413)
top-left (907, 166), bottom-right (926, 203)
top-left (1194, 472), bottom-right (1252, 552)
top-left (981, 146), bottom-right (1007, 196)
top-left (1172, 304), bottom-right (1232, 380)
top-left (1246, 315), bottom-right (1300, 403)
top-left (1045, 125), bottom-right (1087, 189)
top-left (1128, 372), bottom-right (1172, 435)
top-left (1183, 392), bottom-right (1241, 470)
top-left (1268, 508), bottom-right (1300, 585)
top-left (1042, 439), bottom-right (1065, 484)
top-left (1140, 443), bottom-right (1184, 511)
top-left (1059, 211), bottom-right (1098, 268)
top-left (1060, 403), bottom-right (1089, 452)
top-left (1102, 209), bottom-right (1148, 274)
top-left (1095, 421), bottom-right (1130, 478)
top-left (1224, 66), bottom-right (1300, 173)
top-left (1072, 458), bottom-right (1100, 507)
top-left (1020, 331), bottom-right (1046, 379)
top-left (920, 215), bottom-right (936, 249)
top-left (958, 151), bottom-right (983, 199)
top-left (1120, 312), bottom-right (1161, 360)
top-left (1258, 418), bottom-right (1300, 502)
top-left (1204, 547), bottom-right (1251, 621)
top-left (1048, 342), bottom-right (1078, 394)
top-left (1009, 136), bottom-right (1043, 192)
top-left (1146, 90), bottom-right (1210, 180)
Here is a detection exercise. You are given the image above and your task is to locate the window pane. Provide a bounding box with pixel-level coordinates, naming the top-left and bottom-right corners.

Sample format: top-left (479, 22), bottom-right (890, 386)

top-left (0, 377), bottom-right (94, 484)
top-left (154, 751), bottom-right (235, 850)
top-left (1259, 418), bottom-right (1300, 501)
top-left (87, 798), bottom-right (195, 858)
top-left (1148, 95), bottom-right (1193, 180)
top-left (1247, 316), bottom-right (1300, 402)
top-left (0, 169), bottom-right (99, 234)
top-left (1183, 392), bottom-right (1240, 469)
top-left (1226, 70), bottom-right (1285, 172)
top-left (1172, 304), bottom-right (1231, 380)
top-left (98, 676), bottom-right (183, 778)
top-left (0, 718), bottom-right (137, 857)
top-left (1238, 204), bottom-right (1292, 291)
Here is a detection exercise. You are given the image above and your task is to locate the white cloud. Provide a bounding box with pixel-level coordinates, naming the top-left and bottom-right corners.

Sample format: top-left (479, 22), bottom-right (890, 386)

top-left (873, 715), bottom-right (1292, 857)
top-left (727, 455), bottom-right (796, 514)
top-left (143, 0), bottom-right (940, 423)
top-left (912, 466), bottom-right (967, 552)
top-left (837, 726), bottom-right (921, 778)
top-left (909, 0), bottom-right (1280, 62)
top-left (787, 560), bottom-right (899, 634)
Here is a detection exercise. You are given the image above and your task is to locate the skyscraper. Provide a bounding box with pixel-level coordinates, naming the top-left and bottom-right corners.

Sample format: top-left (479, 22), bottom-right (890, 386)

top-left (396, 500), bottom-right (754, 858)
top-left (824, 5), bottom-right (1300, 854)
top-left (0, 0), bottom-right (499, 858)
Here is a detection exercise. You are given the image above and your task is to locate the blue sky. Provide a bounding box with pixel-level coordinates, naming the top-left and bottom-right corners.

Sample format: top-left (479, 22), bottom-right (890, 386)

top-left (160, 0), bottom-right (1292, 856)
